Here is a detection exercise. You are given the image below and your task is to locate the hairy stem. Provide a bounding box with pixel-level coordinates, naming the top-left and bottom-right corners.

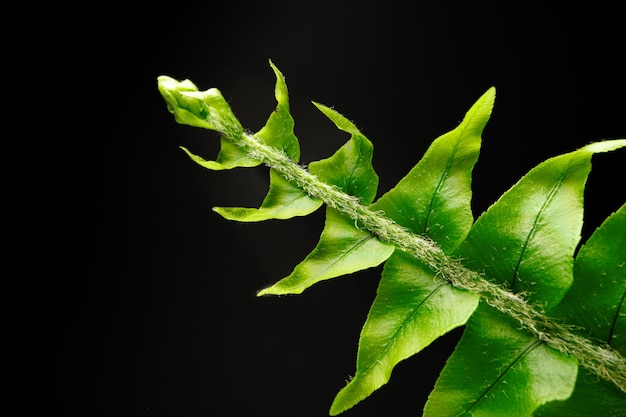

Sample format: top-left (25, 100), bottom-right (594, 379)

top-left (234, 129), bottom-right (626, 393)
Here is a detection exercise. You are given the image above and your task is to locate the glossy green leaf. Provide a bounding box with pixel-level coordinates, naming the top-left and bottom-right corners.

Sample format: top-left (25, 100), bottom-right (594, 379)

top-left (330, 252), bottom-right (479, 415)
top-left (370, 87), bottom-right (495, 253)
top-left (258, 207), bottom-right (394, 295)
top-left (535, 203), bottom-right (626, 416)
top-left (330, 88), bottom-right (494, 415)
top-left (424, 141), bottom-right (626, 416)
top-left (214, 169), bottom-right (323, 221)
top-left (254, 60), bottom-right (300, 161)
top-left (259, 109), bottom-right (393, 295)
top-left (533, 368), bottom-right (626, 417)
top-left (424, 304), bottom-right (578, 417)
top-left (455, 140), bottom-right (626, 310)
top-left (309, 103), bottom-right (379, 204)
top-left (551, 202), bottom-right (626, 351)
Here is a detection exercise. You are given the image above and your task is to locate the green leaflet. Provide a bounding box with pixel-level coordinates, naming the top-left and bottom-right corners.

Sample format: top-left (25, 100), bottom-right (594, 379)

top-left (258, 105), bottom-right (393, 295)
top-left (424, 305), bottom-right (578, 417)
top-left (330, 251), bottom-right (480, 415)
top-left (329, 88), bottom-right (494, 415)
top-left (534, 203), bottom-right (626, 417)
top-left (258, 207), bottom-right (394, 295)
top-left (371, 87), bottom-right (495, 253)
top-left (255, 61), bottom-right (301, 161)
top-left (214, 169), bottom-right (323, 221)
top-left (309, 102), bottom-right (379, 205)
top-left (424, 141), bottom-right (626, 416)
top-left (455, 140), bottom-right (626, 310)
top-left (549, 202), bottom-right (626, 352)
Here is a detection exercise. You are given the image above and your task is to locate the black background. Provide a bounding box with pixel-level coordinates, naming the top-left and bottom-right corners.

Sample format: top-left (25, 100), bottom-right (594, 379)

top-left (13, 1), bottom-right (625, 416)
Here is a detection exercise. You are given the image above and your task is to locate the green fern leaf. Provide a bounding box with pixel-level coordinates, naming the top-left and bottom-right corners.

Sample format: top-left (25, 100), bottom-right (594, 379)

top-left (534, 203), bottom-right (626, 416)
top-left (258, 207), bottom-right (394, 295)
top-left (424, 305), bottom-right (578, 417)
top-left (309, 103), bottom-right (379, 204)
top-left (551, 201), bottom-right (626, 351)
top-left (424, 141), bottom-right (626, 416)
top-left (371, 87), bottom-right (494, 252)
top-left (255, 60), bottom-right (301, 160)
top-left (329, 88), bottom-right (494, 414)
top-left (158, 62), bottom-right (626, 416)
top-left (455, 140), bottom-right (626, 309)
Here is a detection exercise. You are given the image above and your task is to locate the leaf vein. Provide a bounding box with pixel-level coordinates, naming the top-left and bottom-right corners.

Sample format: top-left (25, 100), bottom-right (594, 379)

top-left (346, 145), bottom-right (364, 199)
top-left (305, 233), bottom-right (377, 286)
top-left (608, 288), bottom-right (626, 347)
top-left (424, 151), bottom-right (455, 234)
top-left (358, 282), bottom-right (447, 380)
top-left (466, 339), bottom-right (542, 413)
top-left (511, 171), bottom-right (566, 290)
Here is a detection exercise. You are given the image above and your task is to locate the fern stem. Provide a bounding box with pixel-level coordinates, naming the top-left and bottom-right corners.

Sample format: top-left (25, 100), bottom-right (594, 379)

top-left (235, 130), bottom-right (626, 393)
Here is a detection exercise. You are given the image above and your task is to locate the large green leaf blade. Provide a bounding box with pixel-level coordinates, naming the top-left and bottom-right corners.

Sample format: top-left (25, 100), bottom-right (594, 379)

top-left (329, 88), bottom-right (494, 415)
top-left (330, 251), bottom-right (479, 415)
top-left (371, 87), bottom-right (495, 252)
top-left (424, 305), bottom-right (578, 417)
top-left (425, 140), bottom-right (625, 416)
top-left (455, 139), bottom-right (626, 310)
top-left (534, 203), bottom-right (626, 416)
top-left (259, 108), bottom-right (392, 295)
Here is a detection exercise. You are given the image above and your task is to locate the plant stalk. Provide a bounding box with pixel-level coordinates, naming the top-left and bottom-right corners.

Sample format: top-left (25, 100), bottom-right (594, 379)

top-left (234, 130), bottom-right (626, 394)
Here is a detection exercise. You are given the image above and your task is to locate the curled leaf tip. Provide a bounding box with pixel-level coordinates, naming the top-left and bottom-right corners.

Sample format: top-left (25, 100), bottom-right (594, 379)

top-left (157, 75), bottom-right (243, 133)
top-left (157, 75), bottom-right (198, 92)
